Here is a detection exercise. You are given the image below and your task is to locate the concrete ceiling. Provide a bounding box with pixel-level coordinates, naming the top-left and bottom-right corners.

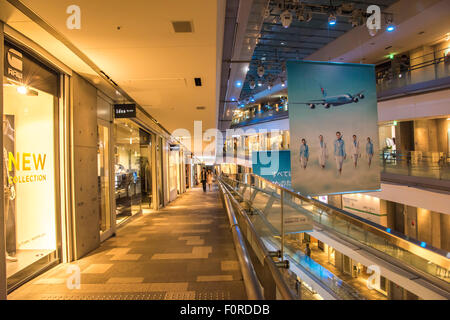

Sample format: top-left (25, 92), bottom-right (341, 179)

top-left (6, 0), bottom-right (224, 148)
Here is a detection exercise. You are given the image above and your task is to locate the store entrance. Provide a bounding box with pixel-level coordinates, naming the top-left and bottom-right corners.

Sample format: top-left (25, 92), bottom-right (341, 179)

top-left (98, 120), bottom-right (114, 241)
top-left (139, 129), bottom-right (153, 209)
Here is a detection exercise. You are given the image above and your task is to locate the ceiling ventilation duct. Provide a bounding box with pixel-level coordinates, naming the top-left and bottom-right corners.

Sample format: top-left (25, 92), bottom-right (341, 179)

top-left (172, 21), bottom-right (193, 33)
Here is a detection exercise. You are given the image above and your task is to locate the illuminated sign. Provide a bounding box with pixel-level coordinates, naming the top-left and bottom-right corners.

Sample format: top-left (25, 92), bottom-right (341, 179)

top-left (114, 103), bottom-right (136, 118)
top-left (5, 48), bottom-right (23, 82)
top-left (7, 152), bottom-right (47, 185)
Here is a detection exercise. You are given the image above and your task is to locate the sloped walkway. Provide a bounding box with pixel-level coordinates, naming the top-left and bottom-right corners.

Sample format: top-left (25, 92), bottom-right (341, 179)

top-left (9, 185), bottom-right (247, 300)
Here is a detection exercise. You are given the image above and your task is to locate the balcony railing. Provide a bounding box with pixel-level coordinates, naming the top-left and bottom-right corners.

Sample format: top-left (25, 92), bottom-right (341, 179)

top-left (224, 148), bottom-right (450, 182)
top-left (376, 47), bottom-right (450, 96)
top-left (381, 150), bottom-right (450, 181)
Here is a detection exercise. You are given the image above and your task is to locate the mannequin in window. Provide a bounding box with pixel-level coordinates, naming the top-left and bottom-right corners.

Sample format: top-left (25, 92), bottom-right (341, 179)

top-left (3, 116), bottom-right (17, 262)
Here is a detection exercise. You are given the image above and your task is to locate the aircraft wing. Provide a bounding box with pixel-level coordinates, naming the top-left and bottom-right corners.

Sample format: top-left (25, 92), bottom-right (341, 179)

top-left (291, 100), bottom-right (325, 104)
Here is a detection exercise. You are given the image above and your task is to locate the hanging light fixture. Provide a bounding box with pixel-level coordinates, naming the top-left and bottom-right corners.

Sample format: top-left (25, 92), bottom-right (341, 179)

top-left (328, 13), bottom-right (337, 26)
top-left (257, 64), bottom-right (265, 78)
top-left (280, 10), bottom-right (293, 28)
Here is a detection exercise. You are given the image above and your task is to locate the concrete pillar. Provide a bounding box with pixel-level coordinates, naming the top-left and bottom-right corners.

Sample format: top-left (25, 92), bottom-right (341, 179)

top-left (436, 118), bottom-right (448, 153)
top-left (397, 121), bottom-right (414, 153)
top-left (0, 22), bottom-right (7, 300)
top-left (385, 200), bottom-right (396, 229)
top-left (440, 214), bottom-right (450, 252)
top-left (334, 250), bottom-right (343, 273)
top-left (410, 46), bottom-right (435, 84)
top-left (328, 194), bottom-right (342, 209)
top-left (417, 208), bottom-right (432, 244)
top-left (431, 211), bottom-right (441, 250)
top-left (394, 202), bottom-right (405, 234)
top-left (404, 206), bottom-right (418, 240)
top-left (71, 73), bottom-right (100, 259)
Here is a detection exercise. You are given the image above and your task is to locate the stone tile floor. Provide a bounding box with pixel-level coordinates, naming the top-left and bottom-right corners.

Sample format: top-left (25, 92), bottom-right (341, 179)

top-left (9, 185), bottom-right (247, 300)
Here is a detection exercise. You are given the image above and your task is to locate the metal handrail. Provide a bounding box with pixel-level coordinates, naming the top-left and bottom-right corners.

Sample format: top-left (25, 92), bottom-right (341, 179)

top-left (219, 180), bottom-right (296, 300)
top-left (218, 182), bottom-right (264, 300)
top-left (242, 172), bottom-right (449, 263)
top-left (222, 173), bottom-right (450, 292)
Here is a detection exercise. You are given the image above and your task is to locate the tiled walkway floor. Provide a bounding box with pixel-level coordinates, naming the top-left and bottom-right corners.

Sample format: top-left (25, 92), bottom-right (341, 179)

top-left (9, 186), bottom-right (247, 300)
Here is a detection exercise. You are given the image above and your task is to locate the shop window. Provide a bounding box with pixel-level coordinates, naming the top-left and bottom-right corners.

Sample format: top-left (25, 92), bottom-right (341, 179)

top-left (3, 41), bottom-right (59, 289)
top-left (98, 123), bottom-right (111, 234)
top-left (114, 119), bottom-right (142, 224)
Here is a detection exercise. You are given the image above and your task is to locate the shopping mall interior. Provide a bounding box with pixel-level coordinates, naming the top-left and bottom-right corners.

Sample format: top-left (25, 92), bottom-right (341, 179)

top-left (0, 0), bottom-right (449, 304)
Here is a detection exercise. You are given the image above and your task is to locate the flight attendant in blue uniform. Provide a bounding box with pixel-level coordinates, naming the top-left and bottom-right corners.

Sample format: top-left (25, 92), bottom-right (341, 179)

top-left (366, 137), bottom-right (374, 168)
top-left (299, 138), bottom-right (309, 170)
top-left (334, 131), bottom-right (346, 175)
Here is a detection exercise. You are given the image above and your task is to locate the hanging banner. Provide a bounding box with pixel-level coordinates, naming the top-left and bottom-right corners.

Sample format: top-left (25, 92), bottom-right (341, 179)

top-left (287, 61), bottom-right (380, 195)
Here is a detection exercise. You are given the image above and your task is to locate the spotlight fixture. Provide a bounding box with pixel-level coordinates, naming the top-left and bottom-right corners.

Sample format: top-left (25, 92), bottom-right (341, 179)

top-left (17, 85), bottom-right (28, 95)
top-left (235, 80), bottom-right (243, 87)
top-left (249, 80), bottom-right (256, 90)
top-left (257, 80), bottom-right (263, 87)
top-left (280, 10), bottom-right (293, 28)
top-left (328, 13), bottom-right (337, 26)
top-left (385, 16), bottom-right (396, 32)
top-left (267, 81), bottom-right (273, 90)
top-left (281, 79), bottom-right (286, 87)
top-left (386, 23), bottom-right (396, 32)
top-left (250, 96), bottom-right (256, 103)
top-left (257, 65), bottom-right (265, 78)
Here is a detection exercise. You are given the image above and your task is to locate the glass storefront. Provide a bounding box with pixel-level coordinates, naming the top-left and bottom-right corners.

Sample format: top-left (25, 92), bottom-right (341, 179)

top-left (139, 129), bottom-right (153, 209)
top-left (156, 136), bottom-right (164, 208)
top-left (3, 40), bottom-right (60, 289)
top-left (98, 121), bottom-right (112, 234)
top-left (114, 119), bottom-right (142, 224)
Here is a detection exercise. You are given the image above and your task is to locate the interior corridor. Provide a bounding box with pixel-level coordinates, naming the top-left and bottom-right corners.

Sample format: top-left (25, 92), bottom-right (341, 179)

top-left (8, 186), bottom-right (247, 300)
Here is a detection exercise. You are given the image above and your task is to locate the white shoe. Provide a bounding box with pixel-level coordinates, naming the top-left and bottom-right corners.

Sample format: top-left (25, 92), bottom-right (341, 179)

top-left (6, 254), bottom-right (18, 262)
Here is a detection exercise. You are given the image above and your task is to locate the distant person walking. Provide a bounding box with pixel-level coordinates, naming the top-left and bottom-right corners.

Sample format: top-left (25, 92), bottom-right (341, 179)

top-left (366, 137), bottom-right (374, 168)
top-left (334, 131), bottom-right (346, 175)
top-left (207, 169), bottom-right (213, 191)
top-left (318, 135), bottom-right (328, 169)
top-left (305, 243), bottom-right (311, 258)
top-left (201, 167), bottom-right (207, 192)
top-left (299, 138), bottom-right (309, 169)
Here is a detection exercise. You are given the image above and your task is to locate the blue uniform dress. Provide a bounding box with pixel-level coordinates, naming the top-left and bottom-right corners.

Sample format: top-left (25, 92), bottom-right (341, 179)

top-left (299, 144), bottom-right (309, 168)
top-left (366, 141), bottom-right (374, 165)
top-left (366, 141), bottom-right (374, 155)
top-left (334, 138), bottom-right (346, 171)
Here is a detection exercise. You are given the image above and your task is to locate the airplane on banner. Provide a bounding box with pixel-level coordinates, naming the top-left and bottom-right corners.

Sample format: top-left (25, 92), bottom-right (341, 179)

top-left (294, 86), bottom-right (365, 109)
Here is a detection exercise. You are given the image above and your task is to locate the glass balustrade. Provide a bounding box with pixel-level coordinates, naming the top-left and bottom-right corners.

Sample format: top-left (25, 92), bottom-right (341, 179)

top-left (220, 173), bottom-right (450, 286)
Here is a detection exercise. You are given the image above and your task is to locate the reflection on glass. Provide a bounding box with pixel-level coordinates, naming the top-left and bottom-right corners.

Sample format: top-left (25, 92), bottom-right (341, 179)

top-left (3, 80), bottom-right (57, 284)
top-left (114, 119), bottom-right (142, 224)
top-left (139, 129), bottom-right (153, 209)
top-left (157, 137), bottom-right (164, 207)
top-left (98, 124), bottom-right (111, 233)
